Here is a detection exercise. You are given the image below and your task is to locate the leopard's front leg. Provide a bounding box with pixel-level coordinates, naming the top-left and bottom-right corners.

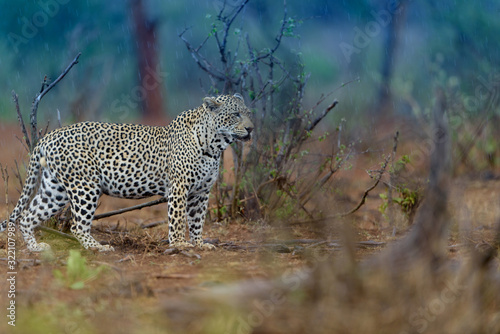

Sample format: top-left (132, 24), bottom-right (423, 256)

top-left (187, 192), bottom-right (215, 250)
top-left (167, 184), bottom-right (193, 249)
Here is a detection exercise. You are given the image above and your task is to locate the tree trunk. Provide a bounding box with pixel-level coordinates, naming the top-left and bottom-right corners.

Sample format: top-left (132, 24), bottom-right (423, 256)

top-left (375, 87), bottom-right (450, 270)
top-left (131, 0), bottom-right (167, 124)
top-left (375, 0), bottom-right (409, 117)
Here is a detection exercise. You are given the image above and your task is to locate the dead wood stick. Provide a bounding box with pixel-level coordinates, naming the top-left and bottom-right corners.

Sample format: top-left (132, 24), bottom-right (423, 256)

top-left (223, 240), bottom-right (384, 251)
top-left (155, 273), bottom-right (197, 279)
top-left (38, 225), bottom-right (78, 242)
top-left (141, 220), bottom-right (166, 229)
top-left (222, 239), bottom-right (326, 245)
top-left (94, 197), bottom-right (167, 220)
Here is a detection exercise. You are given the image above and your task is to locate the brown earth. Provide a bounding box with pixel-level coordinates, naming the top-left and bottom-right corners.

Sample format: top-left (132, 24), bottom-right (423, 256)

top-left (0, 122), bottom-right (499, 333)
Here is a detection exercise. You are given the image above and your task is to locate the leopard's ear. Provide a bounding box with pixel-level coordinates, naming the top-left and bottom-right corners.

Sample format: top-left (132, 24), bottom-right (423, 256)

top-left (203, 97), bottom-right (221, 112)
top-left (233, 93), bottom-right (244, 102)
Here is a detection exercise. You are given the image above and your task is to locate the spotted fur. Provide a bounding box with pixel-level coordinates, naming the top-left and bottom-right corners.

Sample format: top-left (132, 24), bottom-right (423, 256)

top-left (0, 94), bottom-right (253, 252)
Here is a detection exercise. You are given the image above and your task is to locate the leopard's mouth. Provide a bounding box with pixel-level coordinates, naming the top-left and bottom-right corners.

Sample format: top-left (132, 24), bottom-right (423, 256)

top-left (233, 133), bottom-right (252, 142)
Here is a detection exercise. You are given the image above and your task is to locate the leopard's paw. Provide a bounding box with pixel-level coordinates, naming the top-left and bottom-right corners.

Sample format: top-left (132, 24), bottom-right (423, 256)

top-left (89, 244), bottom-right (115, 252)
top-left (28, 242), bottom-right (51, 252)
top-left (196, 242), bottom-right (216, 251)
top-left (98, 244), bottom-right (115, 252)
top-left (169, 241), bottom-right (194, 249)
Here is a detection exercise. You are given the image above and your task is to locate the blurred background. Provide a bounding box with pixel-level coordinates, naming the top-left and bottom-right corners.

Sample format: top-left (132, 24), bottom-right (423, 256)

top-left (1, 2), bottom-right (500, 333)
top-left (0, 0), bottom-right (498, 130)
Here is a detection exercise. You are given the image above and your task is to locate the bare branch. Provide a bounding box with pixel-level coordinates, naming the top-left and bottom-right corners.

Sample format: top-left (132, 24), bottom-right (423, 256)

top-left (339, 131), bottom-right (399, 217)
top-left (307, 78), bottom-right (359, 115)
top-left (0, 164), bottom-right (9, 209)
top-left (254, 0), bottom-right (288, 62)
top-left (218, 0), bottom-right (249, 65)
top-left (30, 52), bottom-right (81, 149)
top-left (14, 136), bottom-right (29, 153)
top-left (13, 160), bottom-right (24, 190)
top-left (305, 99), bottom-right (339, 133)
top-left (94, 197), bottom-right (167, 220)
top-left (35, 53), bottom-right (81, 103)
top-left (12, 91), bottom-right (30, 151)
top-left (179, 29), bottom-right (226, 82)
top-left (299, 146), bottom-right (353, 206)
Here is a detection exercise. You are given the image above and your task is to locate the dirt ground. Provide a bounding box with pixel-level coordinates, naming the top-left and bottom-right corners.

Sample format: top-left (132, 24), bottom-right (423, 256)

top-left (0, 122), bottom-right (499, 333)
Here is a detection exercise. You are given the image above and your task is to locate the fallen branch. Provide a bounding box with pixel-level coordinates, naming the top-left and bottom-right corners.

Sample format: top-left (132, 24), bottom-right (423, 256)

top-left (140, 220), bottom-right (166, 229)
top-left (221, 240), bottom-right (385, 252)
top-left (94, 197), bottom-right (167, 220)
top-left (38, 225), bottom-right (78, 242)
top-left (155, 273), bottom-right (197, 279)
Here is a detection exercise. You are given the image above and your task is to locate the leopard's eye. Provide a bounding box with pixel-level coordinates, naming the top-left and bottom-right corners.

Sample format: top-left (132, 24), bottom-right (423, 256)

top-left (232, 112), bottom-right (241, 118)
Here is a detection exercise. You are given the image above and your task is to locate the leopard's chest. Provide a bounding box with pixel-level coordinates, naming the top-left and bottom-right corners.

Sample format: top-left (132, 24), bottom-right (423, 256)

top-left (188, 155), bottom-right (221, 193)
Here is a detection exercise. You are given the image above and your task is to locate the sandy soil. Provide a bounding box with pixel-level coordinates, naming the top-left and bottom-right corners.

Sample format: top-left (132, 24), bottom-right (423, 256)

top-left (0, 122), bottom-right (499, 333)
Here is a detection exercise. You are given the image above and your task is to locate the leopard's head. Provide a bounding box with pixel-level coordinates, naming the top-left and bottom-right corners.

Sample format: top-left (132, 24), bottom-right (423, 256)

top-left (203, 94), bottom-right (254, 142)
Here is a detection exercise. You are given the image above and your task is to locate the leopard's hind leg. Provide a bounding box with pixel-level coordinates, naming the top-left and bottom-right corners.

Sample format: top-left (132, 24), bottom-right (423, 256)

top-left (19, 168), bottom-right (69, 252)
top-left (66, 182), bottom-right (114, 252)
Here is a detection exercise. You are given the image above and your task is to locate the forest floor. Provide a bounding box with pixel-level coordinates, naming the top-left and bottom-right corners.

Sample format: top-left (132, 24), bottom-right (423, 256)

top-left (0, 122), bottom-right (499, 333)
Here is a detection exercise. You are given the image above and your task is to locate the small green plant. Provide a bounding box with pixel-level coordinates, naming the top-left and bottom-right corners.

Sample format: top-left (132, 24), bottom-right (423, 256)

top-left (392, 186), bottom-right (420, 215)
top-left (379, 154), bottom-right (422, 222)
top-left (380, 186), bottom-right (420, 217)
top-left (53, 250), bottom-right (106, 290)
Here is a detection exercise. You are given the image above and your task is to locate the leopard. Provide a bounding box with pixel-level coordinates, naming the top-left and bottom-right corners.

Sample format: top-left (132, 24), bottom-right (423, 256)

top-left (0, 94), bottom-right (253, 252)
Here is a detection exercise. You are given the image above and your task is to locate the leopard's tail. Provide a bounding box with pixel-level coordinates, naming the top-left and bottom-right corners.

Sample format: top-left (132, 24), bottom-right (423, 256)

top-left (0, 146), bottom-right (43, 232)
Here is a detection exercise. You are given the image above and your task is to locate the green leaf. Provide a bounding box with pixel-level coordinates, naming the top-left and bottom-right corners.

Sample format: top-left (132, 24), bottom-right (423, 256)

top-left (70, 281), bottom-right (85, 290)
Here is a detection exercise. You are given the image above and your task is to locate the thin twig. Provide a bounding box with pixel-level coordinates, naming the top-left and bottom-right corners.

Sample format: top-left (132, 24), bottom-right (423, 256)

top-left (304, 100), bottom-right (339, 133)
top-left (338, 131), bottom-right (399, 217)
top-left (254, 0), bottom-right (288, 62)
top-left (179, 28), bottom-right (225, 81)
top-left (94, 197), bottom-right (167, 220)
top-left (0, 164), bottom-right (9, 210)
top-left (299, 146), bottom-right (353, 206)
top-left (13, 161), bottom-right (24, 190)
top-left (12, 91), bottom-right (30, 151)
top-left (30, 52), bottom-right (81, 150)
top-left (217, 0), bottom-right (250, 65)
